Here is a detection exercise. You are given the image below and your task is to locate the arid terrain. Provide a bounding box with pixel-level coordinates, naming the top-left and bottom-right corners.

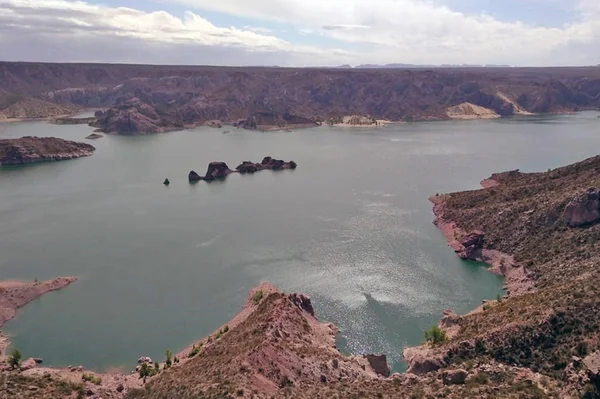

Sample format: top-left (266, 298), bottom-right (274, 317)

top-left (1, 62), bottom-right (599, 133)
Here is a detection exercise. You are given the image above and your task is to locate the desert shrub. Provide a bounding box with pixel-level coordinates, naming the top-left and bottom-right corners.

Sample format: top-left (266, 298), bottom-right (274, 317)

top-left (189, 345), bottom-right (200, 358)
top-left (424, 325), bottom-right (448, 345)
top-left (165, 349), bottom-right (173, 368)
top-left (467, 372), bottom-right (489, 386)
top-left (139, 363), bottom-right (151, 379)
top-left (82, 374), bottom-right (102, 385)
top-left (252, 290), bottom-right (264, 305)
top-left (576, 341), bottom-right (589, 357)
top-left (7, 348), bottom-right (22, 369)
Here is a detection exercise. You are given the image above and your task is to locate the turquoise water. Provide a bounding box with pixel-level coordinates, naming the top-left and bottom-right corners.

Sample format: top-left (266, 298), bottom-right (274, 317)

top-left (1, 112), bottom-right (599, 372)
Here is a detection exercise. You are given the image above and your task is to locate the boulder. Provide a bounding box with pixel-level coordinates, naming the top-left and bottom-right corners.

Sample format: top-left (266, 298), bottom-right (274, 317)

top-left (583, 352), bottom-right (600, 383)
top-left (236, 161), bottom-right (259, 174)
top-left (288, 293), bottom-right (315, 317)
top-left (33, 358), bottom-right (43, 364)
top-left (163, 178), bottom-right (170, 186)
top-left (439, 309), bottom-right (461, 330)
top-left (271, 159), bottom-right (285, 170)
top-left (204, 162), bottom-right (233, 180)
top-left (85, 133), bottom-right (103, 140)
top-left (403, 347), bottom-right (446, 375)
top-left (443, 369), bottom-right (468, 385)
top-left (564, 188), bottom-right (600, 227)
top-left (116, 384), bottom-right (125, 393)
top-left (261, 156), bottom-right (272, 165)
top-left (20, 358), bottom-right (37, 371)
top-left (457, 231), bottom-right (485, 260)
top-left (137, 356), bottom-right (153, 364)
top-left (364, 354), bottom-right (391, 377)
top-left (188, 170), bottom-right (202, 182)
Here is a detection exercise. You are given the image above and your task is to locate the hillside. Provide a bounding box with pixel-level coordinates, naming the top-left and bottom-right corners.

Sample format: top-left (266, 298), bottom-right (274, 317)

top-left (1, 62), bottom-right (600, 133)
top-left (419, 156), bottom-right (600, 398)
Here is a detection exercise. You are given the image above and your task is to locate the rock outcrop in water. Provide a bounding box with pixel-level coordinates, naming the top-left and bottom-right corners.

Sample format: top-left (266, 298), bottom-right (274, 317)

top-left (0, 137), bottom-right (95, 165)
top-left (189, 158), bottom-right (297, 183)
top-left (236, 157), bottom-right (297, 174)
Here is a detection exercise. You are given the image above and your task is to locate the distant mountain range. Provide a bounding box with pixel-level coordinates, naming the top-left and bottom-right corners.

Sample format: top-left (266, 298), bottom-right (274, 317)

top-left (341, 63), bottom-right (512, 69)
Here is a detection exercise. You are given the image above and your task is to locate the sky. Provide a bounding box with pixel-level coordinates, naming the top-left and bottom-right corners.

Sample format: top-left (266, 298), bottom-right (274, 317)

top-left (0, 0), bottom-right (599, 67)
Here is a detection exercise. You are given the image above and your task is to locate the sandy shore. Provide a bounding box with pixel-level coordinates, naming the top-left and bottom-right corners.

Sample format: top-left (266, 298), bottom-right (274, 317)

top-left (447, 102), bottom-right (501, 120)
top-left (329, 119), bottom-right (396, 128)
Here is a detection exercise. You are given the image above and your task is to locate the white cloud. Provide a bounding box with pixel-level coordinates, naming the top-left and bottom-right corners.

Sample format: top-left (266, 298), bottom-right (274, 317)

top-left (0, 0), bottom-right (352, 65)
top-left (0, 0), bottom-right (599, 66)
top-left (173, 0), bottom-right (600, 65)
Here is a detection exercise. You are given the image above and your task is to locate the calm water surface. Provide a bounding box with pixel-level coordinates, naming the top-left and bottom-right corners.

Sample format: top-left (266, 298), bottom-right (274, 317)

top-left (1, 112), bottom-right (599, 372)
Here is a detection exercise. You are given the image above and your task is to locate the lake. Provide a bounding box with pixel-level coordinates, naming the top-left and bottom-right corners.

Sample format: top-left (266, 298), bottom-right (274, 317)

top-left (1, 112), bottom-right (599, 372)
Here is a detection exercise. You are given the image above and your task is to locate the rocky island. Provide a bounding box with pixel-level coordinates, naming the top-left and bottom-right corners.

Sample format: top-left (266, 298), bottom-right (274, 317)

top-left (0, 137), bottom-right (95, 165)
top-left (189, 157), bottom-right (297, 182)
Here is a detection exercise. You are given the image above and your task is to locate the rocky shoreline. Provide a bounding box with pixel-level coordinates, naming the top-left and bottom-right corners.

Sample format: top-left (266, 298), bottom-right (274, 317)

top-left (4, 62), bottom-right (600, 135)
top-left (429, 193), bottom-right (535, 297)
top-left (0, 137), bottom-right (95, 166)
top-left (0, 277), bottom-right (77, 358)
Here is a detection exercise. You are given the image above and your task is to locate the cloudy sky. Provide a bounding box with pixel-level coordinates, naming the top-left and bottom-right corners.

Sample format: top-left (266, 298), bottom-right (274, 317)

top-left (0, 0), bottom-right (599, 66)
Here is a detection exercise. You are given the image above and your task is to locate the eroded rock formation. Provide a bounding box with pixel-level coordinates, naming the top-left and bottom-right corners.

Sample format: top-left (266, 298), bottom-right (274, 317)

top-left (189, 158), bottom-right (297, 183)
top-left (564, 188), bottom-right (600, 227)
top-left (0, 137), bottom-right (95, 165)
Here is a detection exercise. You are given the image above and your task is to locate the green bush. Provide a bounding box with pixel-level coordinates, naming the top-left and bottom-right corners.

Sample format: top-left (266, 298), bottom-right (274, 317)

top-left (424, 325), bottom-right (448, 345)
top-left (189, 345), bottom-right (200, 358)
top-left (165, 350), bottom-right (173, 368)
top-left (139, 363), bottom-right (151, 379)
top-left (467, 372), bottom-right (489, 386)
top-left (82, 374), bottom-right (102, 385)
top-left (252, 290), bottom-right (264, 305)
top-left (7, 348), bottom-right (22, 369)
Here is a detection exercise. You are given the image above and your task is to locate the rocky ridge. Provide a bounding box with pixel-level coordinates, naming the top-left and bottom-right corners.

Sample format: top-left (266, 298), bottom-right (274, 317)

top-left (2, 62), bottom-right (600, 133)
top-left (409, 155), bottom-right (600, 398)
